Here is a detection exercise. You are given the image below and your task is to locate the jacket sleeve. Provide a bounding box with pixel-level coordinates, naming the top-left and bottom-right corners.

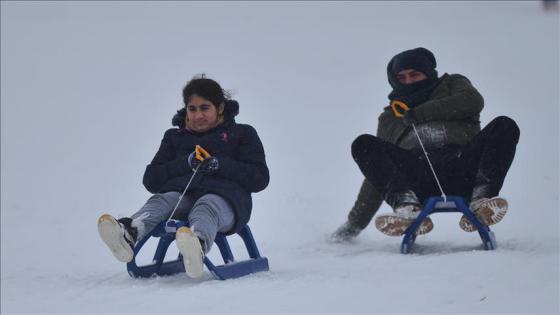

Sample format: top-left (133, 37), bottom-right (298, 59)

top-left (143, 129), bottom-right (190, 193)
top-left (376, 108), bottom-right (405, 144)
top-left (348, 178), bottom-right (384, 229)
top-left (216, 125), bottom-right (270, 193)
top-left (413, 74), bottom-right (484, 122)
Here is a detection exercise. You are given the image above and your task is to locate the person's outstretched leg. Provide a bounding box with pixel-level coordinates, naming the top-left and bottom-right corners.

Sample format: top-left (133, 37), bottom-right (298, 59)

top-left (175, 194), bottom-right (235, 278)
top-left (98, 192), bottom-right (192, 262)
top-left (459, 116), bottom-right (520, 231)
top-left (469, 116), bottom-right (520, 199)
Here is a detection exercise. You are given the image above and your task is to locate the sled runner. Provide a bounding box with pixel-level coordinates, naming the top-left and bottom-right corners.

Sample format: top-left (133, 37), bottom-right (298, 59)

top-left (126, 220), bottom-right (269, 280)
top-left (401, 196), bottom-right (497, 254)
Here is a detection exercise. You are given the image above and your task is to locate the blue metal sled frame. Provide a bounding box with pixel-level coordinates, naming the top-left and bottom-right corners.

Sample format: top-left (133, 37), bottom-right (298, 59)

top-left (126, 220), bottom-right (269, 280)
top-left (401, 196), bottom-right (497, 254)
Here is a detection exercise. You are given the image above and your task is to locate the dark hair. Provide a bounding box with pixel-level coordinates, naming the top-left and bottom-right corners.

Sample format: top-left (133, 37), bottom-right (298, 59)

top-left (182, 74), bottom-right (230, 107)
top-left (172, 74), bottom-right (239, 127)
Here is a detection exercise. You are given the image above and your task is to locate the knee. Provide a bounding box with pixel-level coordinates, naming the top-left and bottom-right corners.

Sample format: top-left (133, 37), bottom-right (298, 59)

top-left (190, 200), bottom-right (215, 218)
top-left (490, 116), bottom-right (520, 143)
top-left (190, 194), bottom-right (230, 220)
top-left (193, 194), bottom-right (225, 211)
top-left (351, 134), bottom-right (380, 160)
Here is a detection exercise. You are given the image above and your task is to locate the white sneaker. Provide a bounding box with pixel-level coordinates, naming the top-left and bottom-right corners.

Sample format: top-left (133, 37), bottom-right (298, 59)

top-left (460, 197), bottom-right (508, 232)
top-left (176, 227), bottom-right (205, 278)
top-left (375, 204), bottom-right (433, 237)
top-left (97, 214), bottom-right (135, 263)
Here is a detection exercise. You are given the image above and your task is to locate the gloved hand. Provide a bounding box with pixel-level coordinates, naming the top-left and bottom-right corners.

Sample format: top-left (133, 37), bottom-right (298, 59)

top-left (188, 145), bottom-right (220, 174)
top-left (199, 156), bottom-right (219, 174)
top-left (402, 110), bottom-right (417, 127)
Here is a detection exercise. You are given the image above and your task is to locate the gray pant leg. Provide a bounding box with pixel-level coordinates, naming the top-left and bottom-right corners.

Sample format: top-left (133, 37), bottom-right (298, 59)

top-left (130, 192), bottom-right (193, 240)
top-left (188, 194), bottom-right (235, 253)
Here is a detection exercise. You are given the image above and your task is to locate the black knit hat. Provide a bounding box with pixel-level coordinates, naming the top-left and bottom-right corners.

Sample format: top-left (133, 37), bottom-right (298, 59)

top-left (387, 47), bottom-right (438, 88)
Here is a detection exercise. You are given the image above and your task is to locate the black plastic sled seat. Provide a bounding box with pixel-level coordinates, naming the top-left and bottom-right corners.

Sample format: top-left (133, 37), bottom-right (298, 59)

top-left (126, 220), bottom-right (269, 280)
top-left (401, 196), bottom-right (497, 254)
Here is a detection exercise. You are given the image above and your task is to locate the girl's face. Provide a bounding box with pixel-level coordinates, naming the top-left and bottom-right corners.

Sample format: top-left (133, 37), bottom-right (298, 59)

top-left (185, 95), bottom-right (223, 132)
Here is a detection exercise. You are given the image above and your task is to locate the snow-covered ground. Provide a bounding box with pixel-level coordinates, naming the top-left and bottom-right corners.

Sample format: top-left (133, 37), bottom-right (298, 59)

top-left (1, 2), bottom-right (558, 314)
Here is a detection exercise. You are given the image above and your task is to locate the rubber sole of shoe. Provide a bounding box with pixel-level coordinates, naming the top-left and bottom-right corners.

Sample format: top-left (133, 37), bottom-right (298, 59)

top-left (375, 215), bottom-right (434, 237)
top-left (97, 214), bottom-right (134, 263)
top-left (176, 227), bottom-right (204, 278)
top-left (459, 197), bottom-right (508, 232)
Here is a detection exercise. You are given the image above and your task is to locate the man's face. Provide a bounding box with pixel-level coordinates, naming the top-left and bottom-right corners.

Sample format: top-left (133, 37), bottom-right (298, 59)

top-left (396, 69), bottom-right (427, 84)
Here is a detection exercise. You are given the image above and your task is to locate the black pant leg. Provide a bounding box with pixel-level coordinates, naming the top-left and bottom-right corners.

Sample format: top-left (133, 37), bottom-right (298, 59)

top-left (458, 116), bottom-right (520, 199)
top-left (351, 134), bottom-right (425, 205)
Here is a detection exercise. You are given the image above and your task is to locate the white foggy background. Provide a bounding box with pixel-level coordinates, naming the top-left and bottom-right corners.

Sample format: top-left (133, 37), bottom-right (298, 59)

top-left (1, 1), bottom-right (558, 314)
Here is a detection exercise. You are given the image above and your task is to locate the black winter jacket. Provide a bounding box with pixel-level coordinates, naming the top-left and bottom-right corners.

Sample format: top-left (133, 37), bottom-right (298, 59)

top-left (142, 102), bottom-right (269, 234)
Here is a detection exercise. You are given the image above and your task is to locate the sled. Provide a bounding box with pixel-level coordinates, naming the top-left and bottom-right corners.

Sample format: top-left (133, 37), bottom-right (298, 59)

top-left (126, 220), bottom-right (269, 280)
top-left (401, 196), bottom-right (497, 254)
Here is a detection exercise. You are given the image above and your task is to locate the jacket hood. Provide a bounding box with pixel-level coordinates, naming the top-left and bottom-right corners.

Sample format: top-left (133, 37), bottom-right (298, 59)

top-left (172, 99), bottom-right (240, 129)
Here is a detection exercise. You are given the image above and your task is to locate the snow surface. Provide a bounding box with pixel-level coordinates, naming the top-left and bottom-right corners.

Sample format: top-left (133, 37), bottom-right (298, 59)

top-left (1, 2), bottom-right (559, 314)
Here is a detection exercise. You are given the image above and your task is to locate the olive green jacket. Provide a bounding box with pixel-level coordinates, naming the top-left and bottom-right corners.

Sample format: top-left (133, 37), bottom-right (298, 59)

top-left (348, 73), bottom-right (484, 229)
top-left (377, 73), bottom-right (483, 150)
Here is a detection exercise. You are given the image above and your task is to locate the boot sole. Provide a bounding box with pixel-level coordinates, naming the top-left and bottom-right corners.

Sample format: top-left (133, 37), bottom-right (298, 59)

top-left (459, 198), bottom-right (508, 232)
top-left (97, 214), bottom-right (134, 263)
top-left (176, 227), bottom-right (204, 278)
top-left (375, 215), bottom-right (434, 237)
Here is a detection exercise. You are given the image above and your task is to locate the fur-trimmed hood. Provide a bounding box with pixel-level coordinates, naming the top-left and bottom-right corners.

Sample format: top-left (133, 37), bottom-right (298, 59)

top-left (171, 99), bottom-right (240, 128)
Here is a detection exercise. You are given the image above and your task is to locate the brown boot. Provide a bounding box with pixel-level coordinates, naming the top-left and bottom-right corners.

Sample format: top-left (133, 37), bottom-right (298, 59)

top-left (459, 197), bottom-right (508, 232)
top-left (375, 204), bottom-right (433, 237)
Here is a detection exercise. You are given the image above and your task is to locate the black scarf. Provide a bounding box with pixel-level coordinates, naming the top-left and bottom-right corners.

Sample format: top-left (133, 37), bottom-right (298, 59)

top-left (386, 47), bottom-right (440, 108)
top-left (387, 76), bottom-right (440, 108)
